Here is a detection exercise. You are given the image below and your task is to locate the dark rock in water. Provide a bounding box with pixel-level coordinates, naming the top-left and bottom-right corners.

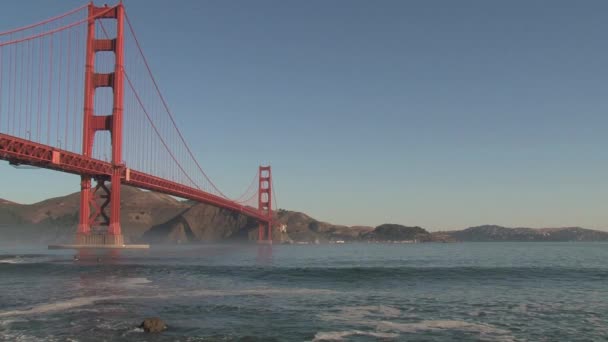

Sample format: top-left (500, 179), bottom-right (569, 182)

top-left (140, 317), bottom-right (167, 333)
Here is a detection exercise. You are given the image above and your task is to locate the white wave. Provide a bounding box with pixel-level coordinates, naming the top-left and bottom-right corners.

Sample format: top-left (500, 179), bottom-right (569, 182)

top-left (0, 318), bottom-right (26, 326)
top-left (318, 305), bottom-right (402, 324)
top-left (377, 320), bottom-right (514, 341)
top-left (0, 257), bottom-right (24, 264)
top-left (136, 286), bottom-right (336, 302)
top-left (0, 287), bottom-right (334, 318)
top-left (312, 330), bottom-right (399, 341)
top-left (0, 331), bottom-right (59, 342)
top-left (318, 306), bottom-right (514, 341)
top-left (121, 277), bottom-right (152, 286)
top-left (104, 277), bottom-right (152, 289)
top-left (0, 296), bottom-right (120, 318)
top-left (119, 327), bottom-right (144, 338)
top-left (237, 288), bottom-right (336, 296)
top-left (75, 276), bottom-right (153, 290)
top-left (0, 255), bottom-right (52, 264)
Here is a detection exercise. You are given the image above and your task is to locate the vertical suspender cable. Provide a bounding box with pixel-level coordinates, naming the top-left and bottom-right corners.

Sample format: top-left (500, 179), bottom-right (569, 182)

top-left (47, 34), bottom-right (53, 145)
top-left (18, 38), bottom-right (24, 136)
top-left (73, 27), bottom-right (80, 151)
top-left (56, 30), bottom-right (62, 148)
top-left (8, 40), bottom-right (17, 135)
top-left (65, 28), bottom-right (71, 150)
top-left (37, 38), bottom-right (43, 142)
top-left (0, 46), bottom-right (3, 132)
top-left (25, 39), bottom-right (32, 138)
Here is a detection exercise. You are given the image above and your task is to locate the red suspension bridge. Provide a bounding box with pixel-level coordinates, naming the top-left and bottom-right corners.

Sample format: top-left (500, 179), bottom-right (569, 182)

top-left (0, 2), bottom-right (276, 246)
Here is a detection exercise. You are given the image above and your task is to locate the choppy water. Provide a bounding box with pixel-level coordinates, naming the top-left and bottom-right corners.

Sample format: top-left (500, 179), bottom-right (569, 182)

top-left (0, 242), bottom-right (607, 341)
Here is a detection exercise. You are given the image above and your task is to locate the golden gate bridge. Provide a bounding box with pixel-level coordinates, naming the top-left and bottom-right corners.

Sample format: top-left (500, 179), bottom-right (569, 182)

top-left (0, 2), bottom-right (276, 246)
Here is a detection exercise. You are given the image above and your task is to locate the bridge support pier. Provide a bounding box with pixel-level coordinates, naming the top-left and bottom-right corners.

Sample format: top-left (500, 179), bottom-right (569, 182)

top-left (76, 3), bottom-right (125, 246)
top-left (107, 167), bottom-right (123, 238)
top-left (76, 176), bottom-right (124, 246)
top-left (257, 166), bottom-right (273, 243)
top-left (258, 222), bottom-right (272, 244)
top-left (75, 233), bottom-right (124, 246)
top-left (77, 176), bottom-right (92, 237)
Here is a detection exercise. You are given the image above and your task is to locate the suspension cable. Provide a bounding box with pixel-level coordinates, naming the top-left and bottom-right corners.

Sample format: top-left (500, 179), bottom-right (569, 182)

top-left (0, 3), bottom-right (87, 37)
top-left (123, 11), bottom-right (231, 199)
top-left (0, 6), bottom-right (116, 48)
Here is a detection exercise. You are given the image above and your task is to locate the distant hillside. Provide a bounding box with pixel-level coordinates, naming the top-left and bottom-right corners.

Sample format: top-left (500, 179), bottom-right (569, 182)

top-left (362, 224), bottom-right (431, 242)
top-left (142, 202), bottom-right (261, 243)
top-left (440, 225), bottom-right (608, 242)
top-left (0, 187), bottom-right (189, 244)
top-left (2, 190), bottom-right (608, 244)
top-left (0, 188), bottom-right (341, 244)
top-left (273, 209), bottom-right (373, 243)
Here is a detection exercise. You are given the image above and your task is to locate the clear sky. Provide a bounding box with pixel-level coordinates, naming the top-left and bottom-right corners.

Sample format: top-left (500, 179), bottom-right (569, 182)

top-left (1, 0), bottom-right (607, 230)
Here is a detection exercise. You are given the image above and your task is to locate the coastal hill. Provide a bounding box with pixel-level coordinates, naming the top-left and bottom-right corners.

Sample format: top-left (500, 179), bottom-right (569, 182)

top-left (1, 189), bottom-right (607, 244)
top-left (273, 209), bottom-right (373, 243)
top-left (362, 224), bottom-right (432, 242)
top-left (0, 187), bottom-right (190, 244)
top-left (439, 225), bottom-right (608, 242)
top-left (143, 202), bottom-right (260, 243)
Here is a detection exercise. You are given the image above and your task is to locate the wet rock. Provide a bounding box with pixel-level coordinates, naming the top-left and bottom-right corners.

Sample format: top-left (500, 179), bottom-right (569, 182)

top-left (140, 317), bottom-right (167, 333)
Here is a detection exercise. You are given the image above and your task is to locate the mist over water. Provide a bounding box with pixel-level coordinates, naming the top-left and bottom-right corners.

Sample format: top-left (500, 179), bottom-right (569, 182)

top-left (1, 242), bottom-right (607, 341)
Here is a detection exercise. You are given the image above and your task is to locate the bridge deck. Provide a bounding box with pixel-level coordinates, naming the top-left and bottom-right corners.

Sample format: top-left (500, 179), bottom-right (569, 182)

top-left (0, 133), bottom-right (269, 223)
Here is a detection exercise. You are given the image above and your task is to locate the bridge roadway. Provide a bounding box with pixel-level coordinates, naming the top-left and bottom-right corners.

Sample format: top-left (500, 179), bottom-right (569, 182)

top-left (0, 132), bottom-right (268, 223)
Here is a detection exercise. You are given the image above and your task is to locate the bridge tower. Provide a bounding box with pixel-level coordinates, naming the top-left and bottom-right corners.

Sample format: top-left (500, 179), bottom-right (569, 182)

top-left (258, 166), bottom-right (273, 243)
top-left (77, 3), bottom-right (125, 246)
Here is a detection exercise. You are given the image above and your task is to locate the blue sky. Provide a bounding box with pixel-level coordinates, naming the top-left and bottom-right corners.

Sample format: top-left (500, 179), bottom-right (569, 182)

top-left (1, 0), bottom-right (608, 230)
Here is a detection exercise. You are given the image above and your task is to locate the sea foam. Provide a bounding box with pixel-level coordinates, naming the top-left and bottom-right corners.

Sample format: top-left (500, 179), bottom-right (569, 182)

top-left (312, 330), bottom-right (399, 341)
top-left (0, 296), bottom-right (120, 317)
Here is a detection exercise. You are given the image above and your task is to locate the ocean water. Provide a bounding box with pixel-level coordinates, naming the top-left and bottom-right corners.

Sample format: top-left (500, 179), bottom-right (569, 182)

top-left (0, 242), bottom-right (607, 341)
